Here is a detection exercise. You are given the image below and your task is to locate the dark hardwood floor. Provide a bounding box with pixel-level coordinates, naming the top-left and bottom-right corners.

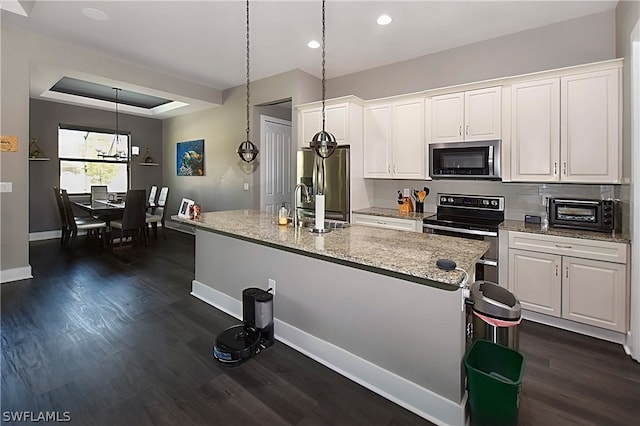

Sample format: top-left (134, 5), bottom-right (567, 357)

top-left (2, 231), bottom-right (639, 425)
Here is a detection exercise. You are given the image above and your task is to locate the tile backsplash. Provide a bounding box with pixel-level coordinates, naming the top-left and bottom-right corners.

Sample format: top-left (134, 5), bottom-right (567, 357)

top-left (370, 179), bottom-right (628, 232)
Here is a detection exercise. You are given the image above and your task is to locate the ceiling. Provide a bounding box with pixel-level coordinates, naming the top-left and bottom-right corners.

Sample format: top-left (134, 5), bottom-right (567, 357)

top-left (1, 0), bottom-right (619, 118)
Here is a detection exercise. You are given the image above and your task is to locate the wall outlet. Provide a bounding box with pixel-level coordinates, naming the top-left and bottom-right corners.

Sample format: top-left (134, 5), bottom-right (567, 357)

top-left (243, 182), bottom-right (249, 191)
top-left (268, 278), bottom-right (276, 295)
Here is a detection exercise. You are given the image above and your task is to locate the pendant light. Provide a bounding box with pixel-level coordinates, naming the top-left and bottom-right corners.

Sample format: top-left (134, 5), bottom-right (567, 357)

top-left (309, 0), bottom-right (337, 159)
top-left (236, 0), bottom-right (259, 163)
top-left (97, 88), bottom-right (126, 161)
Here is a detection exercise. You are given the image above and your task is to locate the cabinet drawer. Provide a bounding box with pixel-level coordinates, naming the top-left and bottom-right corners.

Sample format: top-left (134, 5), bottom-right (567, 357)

top-left (352, 214), bottom-right (419, 232)
top-left (508, 231), bottom-right (627, 263)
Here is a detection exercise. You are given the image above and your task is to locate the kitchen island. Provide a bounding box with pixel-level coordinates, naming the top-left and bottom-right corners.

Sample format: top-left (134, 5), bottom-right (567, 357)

top-left (173, 210), bottom-right (489, 426)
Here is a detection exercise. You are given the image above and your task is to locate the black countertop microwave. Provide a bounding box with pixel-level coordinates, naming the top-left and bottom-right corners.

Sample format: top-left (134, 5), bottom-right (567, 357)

top-left (429, 140), bottom-right (501, 180)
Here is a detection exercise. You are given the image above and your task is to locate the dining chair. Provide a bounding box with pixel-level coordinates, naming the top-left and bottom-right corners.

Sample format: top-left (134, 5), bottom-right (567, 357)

top-left (146, 186), bottom-right (169, 239)
top-left (90, 185), bottom-right (108, 202)
top-left (111, 189), bottom-right (148, 247)
top-left (60, 189), bottom-right (108, 253)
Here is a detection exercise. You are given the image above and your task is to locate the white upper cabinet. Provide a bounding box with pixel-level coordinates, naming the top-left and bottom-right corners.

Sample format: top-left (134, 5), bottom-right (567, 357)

top-left (510, 78), bottom-right (560, 181)
top-left (509, 66), bottom-right (621, 183)
top-left (561, 69), bottom-right (620, 183)
top-left (431, 87), bottom-right (501, 143)
top-left (299, 103), bottom-right (348, 149)
top-left (363, 103), bottom-right (392, 178)
top-left (364, 96), bottom-right (425, 179)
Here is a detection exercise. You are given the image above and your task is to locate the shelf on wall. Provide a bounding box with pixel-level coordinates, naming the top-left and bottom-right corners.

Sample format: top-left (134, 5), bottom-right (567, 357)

top-left (139, 162), bottom-right (160, 166)
top-left (29, 157), bottom-right (50, 161)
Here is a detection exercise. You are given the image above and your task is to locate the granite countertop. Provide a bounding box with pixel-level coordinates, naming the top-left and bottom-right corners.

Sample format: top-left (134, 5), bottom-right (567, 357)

top-left (500, 219), bottom-right (630, 243)
top-left (173, 210), bottom-right (489, 288)
top-left (352, 207), bottom-right (435, 221)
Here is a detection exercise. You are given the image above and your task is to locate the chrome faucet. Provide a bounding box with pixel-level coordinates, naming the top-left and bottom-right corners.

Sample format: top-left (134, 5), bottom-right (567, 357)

top-left (293, 183), bottom-right (312, 229)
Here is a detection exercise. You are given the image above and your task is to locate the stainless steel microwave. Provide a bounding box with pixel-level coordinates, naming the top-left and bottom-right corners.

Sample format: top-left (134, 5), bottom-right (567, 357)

top-left (429, 140), bottom-right (501, 180)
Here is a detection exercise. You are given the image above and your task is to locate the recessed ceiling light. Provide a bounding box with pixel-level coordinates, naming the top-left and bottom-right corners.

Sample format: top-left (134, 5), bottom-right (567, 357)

top-left (308, 40), bottom-right (320, 49)
top-left (82, 7), bottom-right (109, 21)
top-left (377, 14), bottom-right (392, 26)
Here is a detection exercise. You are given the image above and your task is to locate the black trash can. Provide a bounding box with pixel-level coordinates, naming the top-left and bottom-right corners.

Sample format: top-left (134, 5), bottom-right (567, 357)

top-left (468, 280), bottom-right (521, 349)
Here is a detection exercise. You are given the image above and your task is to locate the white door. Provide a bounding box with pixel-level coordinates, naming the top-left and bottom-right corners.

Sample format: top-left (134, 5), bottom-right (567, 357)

top-left (260, 116), bottom-right (292, 215)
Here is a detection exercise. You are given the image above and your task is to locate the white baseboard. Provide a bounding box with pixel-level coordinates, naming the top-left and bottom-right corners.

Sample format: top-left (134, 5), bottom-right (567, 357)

top-left (29, 230), bottom-right (61, 241)
top-left (522, 310), bottom-right (626, 345)
top-left (191, 280), bottom-right (466, 426)
top-left (1, 266), bottom-right (33, 284)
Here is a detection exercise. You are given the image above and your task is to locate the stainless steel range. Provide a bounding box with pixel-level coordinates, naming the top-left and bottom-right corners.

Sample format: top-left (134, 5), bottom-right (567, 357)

top-left (423, 193), bottom-right (504, 283)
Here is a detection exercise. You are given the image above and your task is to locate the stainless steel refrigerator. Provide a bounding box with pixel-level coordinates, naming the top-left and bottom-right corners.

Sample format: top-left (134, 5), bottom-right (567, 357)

top-left (296, 146), bottom-right (350, 221)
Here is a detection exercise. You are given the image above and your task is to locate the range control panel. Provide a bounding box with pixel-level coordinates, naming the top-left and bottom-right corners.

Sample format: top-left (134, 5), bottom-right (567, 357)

top-left (437, 194), bottom-right (505, 211)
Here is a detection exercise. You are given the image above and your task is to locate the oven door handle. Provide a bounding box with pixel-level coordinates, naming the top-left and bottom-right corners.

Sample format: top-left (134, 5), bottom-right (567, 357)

top-left (477, 258), bottom-right (498, 267)
top-left (423, 223), bottom-right (498, 237)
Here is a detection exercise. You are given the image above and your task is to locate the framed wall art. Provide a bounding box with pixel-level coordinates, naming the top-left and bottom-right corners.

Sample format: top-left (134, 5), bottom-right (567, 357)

top-left (177, 139), bottom-right (204, 176)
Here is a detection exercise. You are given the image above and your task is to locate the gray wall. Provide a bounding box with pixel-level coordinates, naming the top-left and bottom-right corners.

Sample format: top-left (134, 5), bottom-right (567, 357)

top-left (162, 69), bottom-right (319, 218)
top-left (327, 10), bottom-right (616, 100)
top-left (29, 99), bottom-right (163, 233)
top-left (0, 25), bottom-right (30, 278)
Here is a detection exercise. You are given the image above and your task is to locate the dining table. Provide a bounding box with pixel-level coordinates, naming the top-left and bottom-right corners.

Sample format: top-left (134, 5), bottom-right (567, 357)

top-left (73, 199), bottom-right (126, 225)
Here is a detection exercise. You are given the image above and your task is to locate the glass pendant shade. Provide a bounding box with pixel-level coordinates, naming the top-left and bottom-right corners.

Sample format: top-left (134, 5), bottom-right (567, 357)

top-left (237, 140), bottom-right (259, 163)
top-left (310, 130), bottom-right (337, 159)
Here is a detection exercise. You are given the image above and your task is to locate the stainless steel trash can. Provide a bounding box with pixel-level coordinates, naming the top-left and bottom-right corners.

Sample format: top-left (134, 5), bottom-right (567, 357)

top-left (469, 280), bottom-right (521, 350)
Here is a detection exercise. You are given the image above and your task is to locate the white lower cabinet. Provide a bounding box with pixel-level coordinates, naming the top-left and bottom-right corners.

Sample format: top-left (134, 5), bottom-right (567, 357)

top-left (351, 213), bottom-right (421, 232)
top-left (508, 231), bottom-right (628, 333)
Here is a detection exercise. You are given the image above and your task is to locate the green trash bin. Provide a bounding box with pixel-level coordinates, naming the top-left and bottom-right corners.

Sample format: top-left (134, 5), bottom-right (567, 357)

top-left (464, 339), bottom-right (525, 426)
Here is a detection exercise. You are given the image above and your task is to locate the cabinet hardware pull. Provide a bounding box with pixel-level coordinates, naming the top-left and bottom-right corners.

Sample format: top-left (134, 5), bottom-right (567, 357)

top-left (377, 221), bottom-right (387, 225)
top-left (555, 264), bottom-right (558, 276)
top-left (554, 162), bottom-right (557, 175)
top-left (459, 126), bottom-right (462, 136)
top-left (393, 164), bottom-right (396, 173)
top-left (563, 162), bottom-right (567, 175)
top-left (566, 267), bottom-right (569, 279)
top-left (554, 244), bottom-right (573, 248)
top-left (465, 125), bottom-right (469, 135)
top-left (387, 165), bottom-right (390, 173)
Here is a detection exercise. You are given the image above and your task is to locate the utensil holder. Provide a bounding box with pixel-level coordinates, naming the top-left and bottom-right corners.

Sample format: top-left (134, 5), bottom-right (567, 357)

top-left (415, 201), bottom-right (424, 213)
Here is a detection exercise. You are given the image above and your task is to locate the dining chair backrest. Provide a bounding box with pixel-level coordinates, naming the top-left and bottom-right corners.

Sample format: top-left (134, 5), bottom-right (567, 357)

top-left (120, 189), bottom-right (147, 230)
top-left (157, 187), bottom-right (169, 208)
top-left (148, 185), bottom-right (158, 207)
top-left (91, 185), bottom-right (108, 202)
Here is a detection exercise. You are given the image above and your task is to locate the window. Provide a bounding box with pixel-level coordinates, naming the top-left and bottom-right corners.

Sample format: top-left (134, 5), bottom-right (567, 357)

top-left (58, 126), bottom-right (130, 194)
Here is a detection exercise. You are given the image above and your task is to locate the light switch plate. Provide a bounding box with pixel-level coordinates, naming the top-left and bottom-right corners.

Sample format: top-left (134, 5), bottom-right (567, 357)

top-left (243, 182), bottom-right (249, 191)
top-left (0, 182), bottom-right (12, 193)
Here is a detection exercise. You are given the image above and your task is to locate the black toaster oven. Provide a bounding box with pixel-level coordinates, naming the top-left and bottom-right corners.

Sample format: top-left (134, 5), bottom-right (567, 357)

top-left (548, 198), bottom-right (618, 232)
